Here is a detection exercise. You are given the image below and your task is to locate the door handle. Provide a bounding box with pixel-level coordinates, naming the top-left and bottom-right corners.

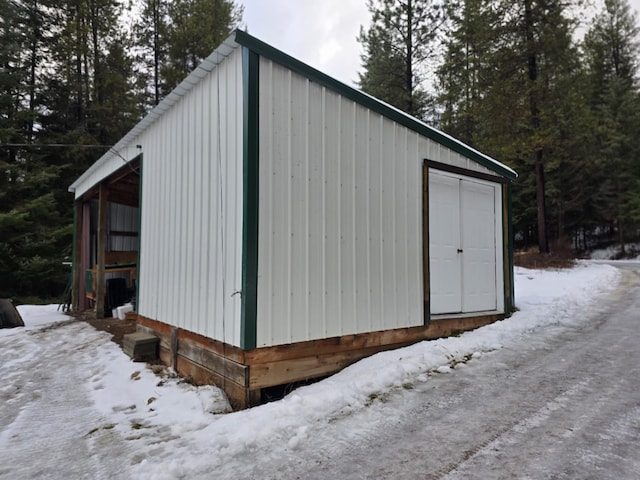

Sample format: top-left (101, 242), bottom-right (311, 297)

top-left (457, 248), bottom-right (463, 254)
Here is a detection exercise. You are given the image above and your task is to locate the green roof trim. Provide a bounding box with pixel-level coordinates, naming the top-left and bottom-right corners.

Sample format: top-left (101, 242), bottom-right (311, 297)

top-left (240, 46), bottom-right (259, 350)
top-left (233, 30), bottom-right (517, 181)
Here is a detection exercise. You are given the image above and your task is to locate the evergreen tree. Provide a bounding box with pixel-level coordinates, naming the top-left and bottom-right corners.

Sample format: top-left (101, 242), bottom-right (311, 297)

top-left (436, 0), bottom-right (501, 145)
top-left (133, 0), bottom-right (169, 106)
top-left (358, 0), bottom-right (442, 119)
top-left (583, 0), bottom-right (640, 254)
top-left (162, 0), bottom-right (243, 94)
top-left (437, 0), bottom-right (583, 253)
top-left (0, 0), bottom-right (71, 300)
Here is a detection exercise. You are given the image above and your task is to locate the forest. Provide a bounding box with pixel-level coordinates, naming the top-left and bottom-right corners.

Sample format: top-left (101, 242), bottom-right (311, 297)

top-left (1, 0), bottom-right (639, 302)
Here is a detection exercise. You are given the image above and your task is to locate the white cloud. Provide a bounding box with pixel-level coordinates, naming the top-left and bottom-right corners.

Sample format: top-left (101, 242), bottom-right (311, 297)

top-left (239, 0), bottom-right (370, 86)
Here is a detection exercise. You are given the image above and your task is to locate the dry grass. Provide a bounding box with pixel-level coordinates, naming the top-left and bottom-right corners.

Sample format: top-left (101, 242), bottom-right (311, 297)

top-left (514, 238), bottom-right (576, 269)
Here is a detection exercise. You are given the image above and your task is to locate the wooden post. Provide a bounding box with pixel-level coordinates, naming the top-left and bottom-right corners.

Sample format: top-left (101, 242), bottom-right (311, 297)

top-left (170, 326), bottom-right (179, 369)
top-left (80, 202), bottom-right (91, 309)
top-left (71, 200), bottom-right (83, 312)
top-left (96, 183), bottom-right (108, 318)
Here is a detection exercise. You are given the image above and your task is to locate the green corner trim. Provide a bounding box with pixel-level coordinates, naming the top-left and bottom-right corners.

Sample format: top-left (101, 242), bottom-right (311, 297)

top-left (233, 30), bottom-right (516, 181)
top-left (240, 46), bottom-right (259, 350)
top-left (71, 200), bottom-right (78, 310)
top-left (136, 154), bottom-right (143, 313)
top-left (506, 183), bottom-right (515, 312)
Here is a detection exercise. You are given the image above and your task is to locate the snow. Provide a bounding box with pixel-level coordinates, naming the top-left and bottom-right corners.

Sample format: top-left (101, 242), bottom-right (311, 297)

top-left (0, 261), bottom-right (621, 479)
top-left (589, 243), bottom-right (640, 260)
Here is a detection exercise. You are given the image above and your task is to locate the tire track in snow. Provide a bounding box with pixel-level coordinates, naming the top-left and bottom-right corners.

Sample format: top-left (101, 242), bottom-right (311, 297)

top-left (434, 378), bottom-right (592, 479)
top-left (0, 322), bottom-right (131, 479)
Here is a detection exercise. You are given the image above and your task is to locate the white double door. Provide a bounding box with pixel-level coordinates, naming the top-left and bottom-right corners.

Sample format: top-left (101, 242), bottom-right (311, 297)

top-left (429, 170), bottom-right (501, 315)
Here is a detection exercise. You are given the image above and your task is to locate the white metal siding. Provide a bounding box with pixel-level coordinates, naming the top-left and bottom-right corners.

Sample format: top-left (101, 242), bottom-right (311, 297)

top-left (257, 59), bottom-right (425, 347)
top-left (137, 48), bottom-right (244, 346)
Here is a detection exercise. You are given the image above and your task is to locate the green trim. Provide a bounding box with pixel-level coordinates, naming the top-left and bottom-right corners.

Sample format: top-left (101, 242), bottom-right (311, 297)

top-left (506, 184), bottom-right (515, 312)
top-left (240, 46), bottom-right (259, 350)
top-left (136, 154), bottom-right (143, 313)
top-left (71, 201), bottom-right (77, 310)
top-left (233, 30), bottom-right (517, 181)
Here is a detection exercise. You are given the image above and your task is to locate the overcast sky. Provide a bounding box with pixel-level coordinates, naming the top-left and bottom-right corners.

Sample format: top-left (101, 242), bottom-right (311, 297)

top-left (238, 0), bottom-right (640, 88)
top-left (239, 0), bottom-right (370, 85)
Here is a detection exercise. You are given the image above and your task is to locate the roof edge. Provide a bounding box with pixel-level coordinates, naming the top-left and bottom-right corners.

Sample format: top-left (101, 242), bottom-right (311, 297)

top-left (69, 28), bottom-right (516, 197)
top-left (233, 29), bottom-right (516, 180)
top-left (69, 32), bottom-right (243, 195)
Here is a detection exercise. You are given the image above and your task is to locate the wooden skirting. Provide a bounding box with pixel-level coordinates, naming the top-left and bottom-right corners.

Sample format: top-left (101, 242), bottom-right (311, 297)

top-left (135, 313), bottom-right (504, 410)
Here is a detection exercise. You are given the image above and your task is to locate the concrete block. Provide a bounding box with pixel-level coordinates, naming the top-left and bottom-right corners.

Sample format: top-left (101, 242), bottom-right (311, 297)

top-left (123, 331), bottom-right (158, 361)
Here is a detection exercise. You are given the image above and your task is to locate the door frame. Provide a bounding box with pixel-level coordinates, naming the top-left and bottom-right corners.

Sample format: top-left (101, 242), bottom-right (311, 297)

top-left (423, 159), bottom-right (508, 321)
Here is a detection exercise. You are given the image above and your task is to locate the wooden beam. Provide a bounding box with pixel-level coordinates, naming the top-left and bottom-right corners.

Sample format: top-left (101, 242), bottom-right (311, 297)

top-left (95, 183), bottom-right (108, 318)
top-left (134, 312), bottom-right (504, 409)
top-left (71, 200), bottom-right (83, 311)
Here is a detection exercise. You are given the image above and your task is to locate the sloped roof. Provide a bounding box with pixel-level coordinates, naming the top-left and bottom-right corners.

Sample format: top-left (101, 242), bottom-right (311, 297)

top-left (70, 29), bottom-right (515, 194)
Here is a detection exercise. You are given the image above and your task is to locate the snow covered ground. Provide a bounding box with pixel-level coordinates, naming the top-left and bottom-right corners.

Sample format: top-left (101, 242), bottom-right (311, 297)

top-left (0, 261), bottom-right (624, 479)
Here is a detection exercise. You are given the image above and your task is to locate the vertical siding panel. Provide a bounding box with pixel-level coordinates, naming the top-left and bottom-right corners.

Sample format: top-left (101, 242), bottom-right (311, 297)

top-left (368, 114), bottom-right (383, 332)
top-left (210, 67), bottom-right (222, 341)
top-left (268, 65), bottom-right (291, 345)
top-left (290, 76), bottom-right (308, 342)
top-left (307, 82), bottom-right (324, 340)
top-left (394, 127), bottom-right (407, 328)
top-left (134, 48), bottom-right (243, 346)
top-left (227, 57), bottom-right (243, 344)
top-left (408, 133), bottom-right (422, 323)
top-left (181, 92), bottom-right (192, 329)
top-left (185, 85), bottom-right (197, 331)
top-left (145, 124), bottom-right (157, 318)
top-left (200, 76), bottom-right (211, 339)
top-left (233, 53), bottom-right (244, 344)
top-left (256, 60), bottom-right (273, 346)
top-left (354, 105), bottom-right (370, 333)
top-left (193, 81), bottom-right (204, 335)
top-left (339, 98), bottom-right (356, 335)
top-left (323, 89), bottom-right (341, 338)
top-left (157, 116), bottom-right (169, 321)
top-left (170, 104), bottom-right (181, 327)
top-left (221, 62), bottom-right (231, 342)
top-left (381, 121), bottom-right (397, 325)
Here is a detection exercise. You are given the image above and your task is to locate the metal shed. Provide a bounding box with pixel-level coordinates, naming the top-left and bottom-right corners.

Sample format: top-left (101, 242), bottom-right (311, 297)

top-left (69, 30), bottom-right (517, 409)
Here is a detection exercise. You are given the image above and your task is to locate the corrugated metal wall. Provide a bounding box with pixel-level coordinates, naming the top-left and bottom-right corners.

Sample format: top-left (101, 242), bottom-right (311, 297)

top-left (256, 60), bottom-right (399, 346)
top-left (137, 48), bottom-right (244, 346)
top-left (256, 59), bottom-right (502, 347)
top-left (108, 203), bottom-right (139, 252)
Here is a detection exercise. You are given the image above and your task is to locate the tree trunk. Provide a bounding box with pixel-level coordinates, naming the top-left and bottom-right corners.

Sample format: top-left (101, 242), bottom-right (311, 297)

top-left (406, 0), bottom-right (413, 115)
top-left (524, 0), bottom-right (549, 254)
top-left (153, 0), bottom-right (160, 105)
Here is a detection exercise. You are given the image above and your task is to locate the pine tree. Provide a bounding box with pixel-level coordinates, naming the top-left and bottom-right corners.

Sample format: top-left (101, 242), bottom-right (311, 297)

top-left (358, 0), bottom-right (442, 119)
top-left (583, 0), bottom-right (640, 254)
top-left (436, 0), bottom-right (499, 144)
top-left (162, 0), bottom-right (243, 94)
top-left (436, 0), bottom-right (583, 253)
top-left (133, 0), bottom-right (169, 106)
top-left (0, 0), bottom-right (72, 300)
